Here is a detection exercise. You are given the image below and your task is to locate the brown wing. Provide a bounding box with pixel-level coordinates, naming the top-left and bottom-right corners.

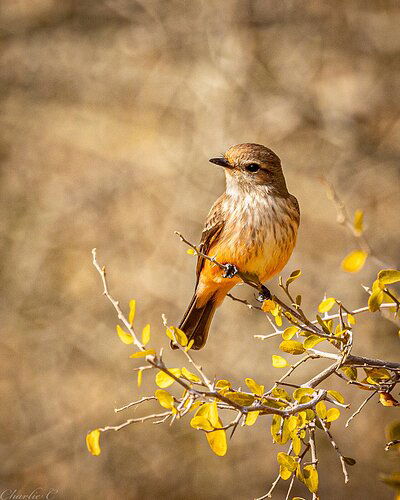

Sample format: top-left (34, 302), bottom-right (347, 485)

top-left (195, 196), bottom-right (225, 285)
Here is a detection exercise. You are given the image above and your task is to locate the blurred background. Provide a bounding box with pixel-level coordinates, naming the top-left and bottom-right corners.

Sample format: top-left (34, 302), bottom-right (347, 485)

top-left (1, 0), bottom-right (399, 498)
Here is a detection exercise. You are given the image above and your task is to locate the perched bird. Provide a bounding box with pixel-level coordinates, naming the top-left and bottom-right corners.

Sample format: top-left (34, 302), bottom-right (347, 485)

top-left (178, 143), bottom-right (300, 350)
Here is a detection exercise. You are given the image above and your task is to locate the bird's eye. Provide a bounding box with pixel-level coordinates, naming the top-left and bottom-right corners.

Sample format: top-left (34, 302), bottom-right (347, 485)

top-left (245, 163), bottom-right (260, 173)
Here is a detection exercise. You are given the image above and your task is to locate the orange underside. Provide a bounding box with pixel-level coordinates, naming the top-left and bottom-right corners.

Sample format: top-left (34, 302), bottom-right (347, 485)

top-left (195, 241), bottom-right (292, 308)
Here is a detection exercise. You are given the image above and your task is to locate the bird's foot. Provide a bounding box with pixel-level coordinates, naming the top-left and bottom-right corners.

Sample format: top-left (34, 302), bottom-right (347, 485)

top-left (257, 285), bottom-right (272, 302)
top-left (223, 263), bottom-right (238, 279)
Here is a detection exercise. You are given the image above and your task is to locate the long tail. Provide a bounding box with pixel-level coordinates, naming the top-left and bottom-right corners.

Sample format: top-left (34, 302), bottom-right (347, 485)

top-left (174, 292), bottom-right (217, 350)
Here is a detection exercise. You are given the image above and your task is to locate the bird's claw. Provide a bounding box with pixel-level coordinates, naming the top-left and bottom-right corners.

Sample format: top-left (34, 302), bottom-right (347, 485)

top-left (257, 285), bottom-right (272, 302)
top-left (223, 264), bottom-right (238, 279)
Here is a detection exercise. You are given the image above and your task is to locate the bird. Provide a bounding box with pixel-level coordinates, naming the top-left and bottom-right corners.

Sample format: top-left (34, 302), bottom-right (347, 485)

top-left (177, 143), bottom-right (300, 350)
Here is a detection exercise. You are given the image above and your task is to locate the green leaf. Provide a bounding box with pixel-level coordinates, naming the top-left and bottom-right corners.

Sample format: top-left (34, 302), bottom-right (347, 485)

top-left (272, 355), bottom-right (289, 368)
top-left (318, 297), bottom-right (336, 313)
top-left (378, 269), bottom-right (400, 285)
top-left (116, 325), bottom-right (133, 345)
top-left (341, 250), bottom-right (368, 273)
top-left (279, 340), bottom-right (306, 355)
top-left (141, 324), bottom-right (151, 345)
top-left (128, 299), bottom-right (136, 325)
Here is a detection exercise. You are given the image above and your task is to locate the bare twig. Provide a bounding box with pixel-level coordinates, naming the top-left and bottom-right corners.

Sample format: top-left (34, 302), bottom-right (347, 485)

top-left (114, 396), bottom-right (156, 413)
top-left (319, 418), bottom-right (349, 484)
top-left (345, 391), bottom-right (377, 427)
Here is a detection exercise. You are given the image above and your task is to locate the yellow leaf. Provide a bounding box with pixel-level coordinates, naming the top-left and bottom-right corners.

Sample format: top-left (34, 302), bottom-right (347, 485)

top-left (378, 269), bottom-right (400, 285)
top-left (208, 401), bottom-right (219, 427)
top-left (155, 368), bottom-right (181, 388)
top-left (286, 269), bottom-right (302, 285)
top-left (303, 465), bottom-right (318, 493)
top-left (326, 408), bottom-right (341, 422)
top-left (245, 411), bottom-right (260, 426)
top-left (379, 392), bottom-right (400, 407)
top-left (327, 390), bottom-right (345, 404)
top-left (224, 391), bottom-right (256, 406)
top-left (245, 378), bottom-right (264, 396)
top-left (155, 389), bottom-right (174, 409)
top-left (368, 289), bottom-right (384, 312)
top-left (279, 340), bottom-right (306, 355)
top-left (185, 339), bottom-right (194, 352)
top-left (279, 466), bottom-right (292, 480)
top-left (116, 325), bottom-right (133, 345)
top-left (293, 388), bottom-right (314, 402)
top-left (353, 209), bottom-right (364, 235)
top-left (137, 369), bottom-right (143, 388)
top-left (128, 299), bottom-right (136, 325)
top-left (129, 349), bottom-right (155, 358)
top-left (282, 326), bottom-right (299, 340)
top-left (341, 250), bottom-right (368, 273)
top-left (318, 297), bottom-right (336, 313)
top-left (292, 434), bottom-right (302, 456)
top-left (216, 379), bottom-right (231, 390)
top-left (277, 452), bottom-right (297, 472)
top-left (271, 415), bottom-right (290, 444)
top-left (315, 401), bottom-right (327, 419)
top-left (272, 355), bottom-right (289, 368)
top-left (341, 366), bottom-right (358, 380)
top-left (303, 335), bottom-right (325, 349)
top-left (262, 299), bottom-right (276, 313)
top-left (347, 314), bottom-right (356, 325)
top-left (166, 326), bottom-right (188, 347)
top-left (186, 248), bottom-right (196, 255)
top-left (206, 418), bottom-right (227, 456)
top-left (141, 324), bottom-right (151, 345)
top-left (190, 415), bottom-right (213, 431)
top-left (86, 429), bottom-right (101, 456)
top-left (181, 367), bottom-right (201, 383)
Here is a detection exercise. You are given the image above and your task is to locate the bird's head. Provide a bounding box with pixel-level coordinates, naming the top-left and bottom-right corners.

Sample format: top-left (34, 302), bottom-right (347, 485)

top-left (209, 143), bottom-right (288, 195)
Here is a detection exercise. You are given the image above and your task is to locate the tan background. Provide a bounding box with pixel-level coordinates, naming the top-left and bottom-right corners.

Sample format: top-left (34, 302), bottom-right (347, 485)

top-left (1, 1), bottom-right (399, 499)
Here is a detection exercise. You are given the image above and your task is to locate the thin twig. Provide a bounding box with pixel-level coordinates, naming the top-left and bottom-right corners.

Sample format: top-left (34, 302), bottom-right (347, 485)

top-left (345, 391), bottom-right (377, 427)
top-left (319, 418), bottom-right (349, 484)
top-left (114, 396), bottom-right (156, 413)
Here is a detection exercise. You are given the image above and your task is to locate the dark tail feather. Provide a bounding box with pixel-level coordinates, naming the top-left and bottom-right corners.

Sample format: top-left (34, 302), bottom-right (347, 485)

top-left (173, 293), bottom-right (217, 350)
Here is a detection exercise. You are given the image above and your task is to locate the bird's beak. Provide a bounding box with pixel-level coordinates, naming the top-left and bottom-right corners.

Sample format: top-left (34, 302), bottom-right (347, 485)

top-left (209, 157), bottom-right (234, 169)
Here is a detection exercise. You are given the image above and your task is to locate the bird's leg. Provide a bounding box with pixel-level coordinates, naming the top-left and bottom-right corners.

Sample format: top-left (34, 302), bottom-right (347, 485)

top-left (222, 263), bottom-right (239, 279)
top-left (257, 285), bottom-right (272, 302)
